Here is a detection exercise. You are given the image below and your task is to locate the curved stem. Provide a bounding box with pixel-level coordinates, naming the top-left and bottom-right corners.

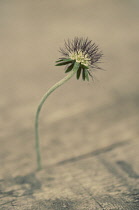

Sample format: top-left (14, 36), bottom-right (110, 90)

top-left (35, 62), bottom-right (80, 170)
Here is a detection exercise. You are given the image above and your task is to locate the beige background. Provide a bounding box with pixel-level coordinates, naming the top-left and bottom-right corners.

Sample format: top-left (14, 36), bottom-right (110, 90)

top-left (0, 1), bottom-right (139, 209)
top-left (1, 0), bottom-right (139, 176)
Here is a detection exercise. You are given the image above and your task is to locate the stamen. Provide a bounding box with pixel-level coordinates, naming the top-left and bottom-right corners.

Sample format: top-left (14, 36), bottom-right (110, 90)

top-left (69, 51), bottom-right (90, 66)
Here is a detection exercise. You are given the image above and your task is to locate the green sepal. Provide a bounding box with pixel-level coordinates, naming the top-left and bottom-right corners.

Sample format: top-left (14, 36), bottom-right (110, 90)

top-left (76, 66), bottom-right (82, 80)
top-left (85, 69), bottom-right (89, 81)
top-left (55, 59), bottom-right (64, 63)
top-left (55, 58), bottom-right (73, 64)
top-left (88, 70), bottom-right (93, 80)
top-left (82, 69), bottom-right (86, 81)
top-left (81, 64), bottom-right (89, 69)
top-left (65, 63), bottom-right (74, 73)
top-left (55, 59), bottom-right (73, 66)
top-left (55, 61), bottom-right (72, 66)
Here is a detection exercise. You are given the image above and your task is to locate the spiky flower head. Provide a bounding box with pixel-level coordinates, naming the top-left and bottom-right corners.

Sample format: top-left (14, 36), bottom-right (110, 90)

top-left (55, 37), bottom-right (103, 81)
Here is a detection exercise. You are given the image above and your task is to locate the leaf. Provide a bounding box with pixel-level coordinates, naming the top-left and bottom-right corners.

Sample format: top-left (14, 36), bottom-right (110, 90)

top-left (65, 63), bottom-right (74, 73)
top-left (55, 59), bottom-right (64, 63)
top-left (76, 66), bottom-right (82, 80)
top-left (88, 70), bottom-right (93, 80)
top-left (55, 58), bottom-right (73, 63)
top-left (85, 70), bottom-right (89, 81)
top-left (55, 60), bottom-right (73, 66)
top-left (82, 69), bottom-right (86, 81)
top-left (81, 64), bottom-right (89, 69)
top-left (62, 58), bottom-right (73, 62)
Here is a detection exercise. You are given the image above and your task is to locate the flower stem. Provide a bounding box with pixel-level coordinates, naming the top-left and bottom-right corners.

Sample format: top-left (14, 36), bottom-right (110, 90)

top-left (35, 62), bottom-right (80, 170)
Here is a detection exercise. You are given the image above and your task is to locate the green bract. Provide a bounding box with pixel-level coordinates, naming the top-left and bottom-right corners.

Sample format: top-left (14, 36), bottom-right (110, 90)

top-left (56, 58), bottom-right (90, 81)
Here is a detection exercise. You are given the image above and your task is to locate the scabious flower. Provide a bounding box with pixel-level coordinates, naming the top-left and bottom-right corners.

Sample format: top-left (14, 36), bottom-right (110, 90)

top-left (56, 37), bottom-right (103, 81)
top-left (35, 37), bottom-right (103, 170)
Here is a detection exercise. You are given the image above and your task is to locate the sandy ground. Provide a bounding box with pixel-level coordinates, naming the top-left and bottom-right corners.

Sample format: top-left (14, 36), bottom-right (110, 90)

top-left (0, 1), bottom-right (139, 209)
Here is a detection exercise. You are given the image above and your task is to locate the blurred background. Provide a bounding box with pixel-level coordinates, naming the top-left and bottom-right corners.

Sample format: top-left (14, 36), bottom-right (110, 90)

top-left (0, 0), bottom-right (139, 178)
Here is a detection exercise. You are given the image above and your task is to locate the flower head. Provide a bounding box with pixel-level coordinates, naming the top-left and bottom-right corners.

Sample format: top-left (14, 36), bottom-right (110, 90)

top-left (56, 37), bottom-right (103, 81)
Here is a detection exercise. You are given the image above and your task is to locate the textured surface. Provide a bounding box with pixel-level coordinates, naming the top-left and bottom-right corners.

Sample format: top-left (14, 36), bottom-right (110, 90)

top-left (0, 0), bottom-right (139, 209)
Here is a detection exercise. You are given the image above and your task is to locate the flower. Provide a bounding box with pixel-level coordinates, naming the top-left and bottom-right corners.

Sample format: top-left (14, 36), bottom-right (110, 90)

top-left (55, 37), bottom-right (103, 81)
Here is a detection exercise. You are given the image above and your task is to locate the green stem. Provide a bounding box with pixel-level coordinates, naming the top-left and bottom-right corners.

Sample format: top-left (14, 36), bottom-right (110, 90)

top-left (35, 62), bottom-right (80, 170)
